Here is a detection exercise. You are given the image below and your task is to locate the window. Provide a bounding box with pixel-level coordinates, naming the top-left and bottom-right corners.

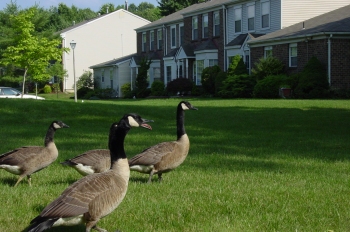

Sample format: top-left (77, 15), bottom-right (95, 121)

top-left (209, 59), bottom-right (218, 67)
top-left (150, 31), bottom-right (154, 51)
top-left (101, 70), bottom-right (105, 82)
top-left (202, 14), bottom-right (208, 38)
top-left (261, 1), bottom-right (270, 28)
top-left (157, 29), bottom-right (163, 50)
top-left (192, 16), bottom-right (198, 40)
top-left (247, 4), bottom-right (255, 31)
top-left (289, 43), bottom-right (297, 67)
top-left (171, 25), bottom-right (176, 48)
top-left (166, 66), bottom-right (172, 83)
top-left (196, 60), bottom-right (204, 85)
top-left (179, 24), bottom-right (184, 45)
top-left (213, 12), bottom-right (220, 36)
top-left (142, 32), bottom-right (147, 52)
top-left (153, 67), bottom-right (161, 81)
top-left (234, 7), bottom-right (242, 33)
top-left (264, 46), bottom-right (272, 57)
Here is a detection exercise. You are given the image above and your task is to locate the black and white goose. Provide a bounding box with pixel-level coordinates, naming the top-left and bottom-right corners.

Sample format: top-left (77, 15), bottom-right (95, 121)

top-left (0, 121), bottom-right (69, 187)
top-left (128, 101), bottom-right (197, 183)
top-left (27, 113), bottom-right (152, 232)
top-left (60, 149), bottom-right (110, 176)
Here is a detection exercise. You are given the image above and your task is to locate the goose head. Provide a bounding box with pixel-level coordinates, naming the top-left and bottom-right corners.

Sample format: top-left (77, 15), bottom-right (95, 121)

top-left (52, 121), bottom-right (70, 129)
top-left (124, 113), bottom-right (153, 130)
top-left (179, 101), bottom-right (198, 111)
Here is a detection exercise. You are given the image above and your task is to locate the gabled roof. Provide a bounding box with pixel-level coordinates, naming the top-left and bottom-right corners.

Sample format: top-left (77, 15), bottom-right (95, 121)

top-left (227, 33), bottom-right (265, 47)
top-left (135, 0), bottom-right (232, 31)
top-left (164, 47), bottom-right (181, 58)
top-left (60, 9), bottom-right (150, 34)
top-left (249, 4), bottom-right (350, 45)
top-left (194, 39), bottom-right (218, 51)
top-left (90, 53), bottom-right (136, 69)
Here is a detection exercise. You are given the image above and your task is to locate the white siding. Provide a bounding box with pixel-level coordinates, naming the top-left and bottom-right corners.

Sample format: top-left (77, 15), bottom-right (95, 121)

top-left (118, 62), bottom-right (132, 97)
top-left (281, 0), bottom-right (350, 28)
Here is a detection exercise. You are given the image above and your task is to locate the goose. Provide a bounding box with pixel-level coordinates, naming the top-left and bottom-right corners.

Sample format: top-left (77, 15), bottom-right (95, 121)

top-left (0, 121), bottom-right (69, 187)
top-left (60, 149), bottom-right (110, 176)
top-left (27, 113), bottom-right (153, 232)
top-left (128, 101), bottom-right (197, 183)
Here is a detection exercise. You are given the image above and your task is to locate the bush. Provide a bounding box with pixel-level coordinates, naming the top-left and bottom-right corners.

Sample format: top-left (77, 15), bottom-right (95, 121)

top-left (294, 56), bottom-right (330, 99)
top-left (166, 78), bottom-right (193, 96)
top-left (42, 84), bottom-right (52, 94)
top-left (201, 65), bottom-right (221, 95)
top-left (93, 88), bottom-right (116, 99)
top-left (52, 83), bottom-right (61, 92)
top-left (151, 81), bottom-right (165, 96)
top-left (253, 75), bottom-right (287, 98)
top-left (228, 55), bottom-right (248, 76)
top-left (77, 71), bottom-right (94, 89)
top-left (251, 56), bottom-right (285, 80)
top-left (218, 74), bottom-right (256, 98)
top-left (215, 71), bottom-right (227, 95)
top-left (77, 87), bottom-right (94, 99)
top-left (121, 83), bottom-right (131, 98)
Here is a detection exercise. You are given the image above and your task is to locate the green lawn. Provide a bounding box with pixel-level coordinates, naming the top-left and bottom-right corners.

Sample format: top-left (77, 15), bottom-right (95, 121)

top-left (0, 97), bottom-right (350, 231)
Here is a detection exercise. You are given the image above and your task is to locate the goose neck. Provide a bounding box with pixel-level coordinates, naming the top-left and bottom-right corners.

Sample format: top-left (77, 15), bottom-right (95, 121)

top-left (109, 124), bottom-right (130, 164)
top-left (44, 126), bottom-right (56, 147)
top-left (176, 106), bottom-right (186, 140)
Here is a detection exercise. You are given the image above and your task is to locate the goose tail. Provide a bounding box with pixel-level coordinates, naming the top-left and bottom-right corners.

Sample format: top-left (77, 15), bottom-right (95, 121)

top-left (27, 216), bottom-right (58, 232)
top-left (60, 160), bottom-right (76, 166)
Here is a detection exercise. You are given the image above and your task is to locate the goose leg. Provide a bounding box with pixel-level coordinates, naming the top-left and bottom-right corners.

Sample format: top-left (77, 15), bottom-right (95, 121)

top-left (158, 173), bottom-right (163, 182)
top-left (92, 225), bottom-right (107, 232)
top-left (147, 170), bottom-right (155, 183)
top-left (14, 176), bottom-right (24, 187)
top-left (27, 175), bottom-right (32, 186)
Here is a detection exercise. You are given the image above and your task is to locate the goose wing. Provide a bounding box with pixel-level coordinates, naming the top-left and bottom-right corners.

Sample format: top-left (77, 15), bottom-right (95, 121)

top-left (0, 146), bottom-right (43, 165)
top-left (62, 149), bottom-right (110, 166)
top-left (128, 141), bottom-right (177, 166)
top-left (37, 171), bottom-right (117, 218)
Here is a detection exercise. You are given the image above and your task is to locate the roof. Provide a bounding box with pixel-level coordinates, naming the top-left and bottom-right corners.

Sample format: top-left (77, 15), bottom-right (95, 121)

top-left (89, 53), bottom-right (136, 69)
top-left (194, 39), bottom-right (218, 51)
top-left (135, 0), bottom-right (232, 31)
top-left (249, 4), bottom-right (350, 45)
top-left (60, 9), bottom-right (150, 34)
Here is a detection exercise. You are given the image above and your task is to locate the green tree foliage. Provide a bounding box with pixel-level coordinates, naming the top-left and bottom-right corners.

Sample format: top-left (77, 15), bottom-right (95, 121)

top-left (253, 74), bottom-right (287, 98)
top-left (251, 56), bottom-right (285, 80)
top-left (157, 0), bottom-right (206, 16)
top-left (294, 56), bottom-right (329, 98)
top-left (227, 55), bottom-right (248, 76)
top-left (218, 74), bottom-right (256, 98)
top-left (135, 58), bottom-right (152, 98)
top-left (77, 71), bottom-right (94, 89)
top-left (0, 8), bottom-right (68, 96)
top-left (201, 65), bottom-right (221, 95)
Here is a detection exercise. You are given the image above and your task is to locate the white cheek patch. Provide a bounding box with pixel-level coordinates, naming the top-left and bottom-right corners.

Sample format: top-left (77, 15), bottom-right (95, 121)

top-left (128, 116), bottom-right (139, 127)
top-left (53, 122), bottom-right (61, 129)
top-left (181, 103), bottom-right (189, 110)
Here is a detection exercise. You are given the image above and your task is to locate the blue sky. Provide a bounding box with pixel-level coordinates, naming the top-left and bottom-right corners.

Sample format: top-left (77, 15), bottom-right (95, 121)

top-left (0, 0), bottom-right (159, 11)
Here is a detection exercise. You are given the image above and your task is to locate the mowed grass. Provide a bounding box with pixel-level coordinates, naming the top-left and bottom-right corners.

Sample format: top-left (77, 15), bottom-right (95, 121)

top-left (0, 97), bottom-right (350, 232)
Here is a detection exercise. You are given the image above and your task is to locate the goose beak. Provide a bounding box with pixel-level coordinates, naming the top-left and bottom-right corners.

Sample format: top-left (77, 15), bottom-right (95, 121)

top-left (62, 123), bottom-right (70, 128)
top-left (141, 118), bottom-right (153, 130)
top-left (191, 106), bottom-right (198, 110)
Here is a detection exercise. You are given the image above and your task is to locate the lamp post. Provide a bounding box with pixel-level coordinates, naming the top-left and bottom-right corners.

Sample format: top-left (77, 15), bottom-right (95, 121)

top-left (70, 40), bottom-right (77, 102)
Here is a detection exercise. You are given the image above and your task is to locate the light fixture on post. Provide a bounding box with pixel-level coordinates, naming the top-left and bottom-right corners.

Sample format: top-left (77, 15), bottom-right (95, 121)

top-left (70, 40), bottom-right (77, 102)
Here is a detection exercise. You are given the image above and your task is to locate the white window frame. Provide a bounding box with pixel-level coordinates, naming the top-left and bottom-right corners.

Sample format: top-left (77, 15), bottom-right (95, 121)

top-left (247, 3), bottom-right (255, 31)
top-left (202, 14), bottom-right (208, 38)
top-left (101, 69), bottom-right (105, 83)
top-left (289, 43), bottom-right (297, 67)
top-left (179, 23), bottom-right (184, 46)
top-left (192, 16), bottom-right (198, 40)
top-left (213, 11), bottom-right (220, 36)
top-left (234, 6), bottom-right (242, 33)
top-left (171, 25), bottom-right (176, 48)
top-left (150, 31), bottom-right (154, 51)
top-left (264, 46), bottom-right (272, 58)
top-left (261, 0), bottom-right (270, 29)
top-left (142, 32), bottom-right (147, 52)
top-left (166, 66), bottom-right (172, 83)
top-left (209, 59), bottom-right (218, 67)
top-left (157, 29), bottom-right (163, 50)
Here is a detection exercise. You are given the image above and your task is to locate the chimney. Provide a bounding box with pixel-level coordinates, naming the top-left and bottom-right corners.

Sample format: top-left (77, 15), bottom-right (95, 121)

top-left (125, 0), bottom-right (128, 11)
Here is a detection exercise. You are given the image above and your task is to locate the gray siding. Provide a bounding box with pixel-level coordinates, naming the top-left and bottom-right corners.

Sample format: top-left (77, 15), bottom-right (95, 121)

top-left (281, 0), bottom-right (350, 28)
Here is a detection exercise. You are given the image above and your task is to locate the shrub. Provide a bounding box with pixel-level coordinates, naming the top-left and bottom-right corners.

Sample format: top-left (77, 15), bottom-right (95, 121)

top-left (151, 81), bottom-right (165, 96)
top-left (294, 56), bottom-right (330, 99)
top-left (253, 74), bottom-right (287, 98)
top-left (251, 56), bottom-right (285, 80)
top-left (227, 55), bottom-right (248, 76)
top-left (77, 87), bottom-right (94, 99)
top-left (93, 88), bottom-right (116, 99)
top-left (77, 71), bottom-right (94, 89)
top-left (135, 58), bottom-right (151, 98)
top-left (51, 83), bottom-right (61, 92)
top-left (218, 74), bottom-right (256, 98)
top-left (121, 83), bottom-right (131, 98)
top-left (201, 65), bottom-right (221, 95)
top-left (166, 78), bottom-right (193, 96)
top-left (43, 84), bottom-right (52, 94)
top-left (215, 71), bottom-right (227, 95)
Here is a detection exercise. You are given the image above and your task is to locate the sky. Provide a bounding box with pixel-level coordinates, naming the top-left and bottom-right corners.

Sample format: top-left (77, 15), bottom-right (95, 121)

top-left (0, 0), bottom-right (159, 11)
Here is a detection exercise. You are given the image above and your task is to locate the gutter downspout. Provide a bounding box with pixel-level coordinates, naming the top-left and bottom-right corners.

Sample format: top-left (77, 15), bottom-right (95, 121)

top-left (328, 34), bottom-right (332, 85)
top-left (222, 5), bottom-right (227, 71)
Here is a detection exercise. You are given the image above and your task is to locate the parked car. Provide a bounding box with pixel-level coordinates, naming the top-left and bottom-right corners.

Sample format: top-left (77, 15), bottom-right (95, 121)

top-left (0, 87), bottom-right (45, 100)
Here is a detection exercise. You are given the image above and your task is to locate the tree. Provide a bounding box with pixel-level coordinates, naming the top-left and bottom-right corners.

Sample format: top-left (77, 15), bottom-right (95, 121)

top-left (46, 62), bottom-right (67, 93)
top-left (157, 0), bottom-right (206, 16)
top-left (0, 8), bottom-right (68, 96)
top-left (227, 55), bottom-right (248, 76)
top-left (135, 57), bottom-right (152, 98)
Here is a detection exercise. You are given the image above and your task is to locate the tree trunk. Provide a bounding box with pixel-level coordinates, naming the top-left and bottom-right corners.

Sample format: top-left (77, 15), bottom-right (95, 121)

top-left (22, 68), bottom-right (28, 98)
